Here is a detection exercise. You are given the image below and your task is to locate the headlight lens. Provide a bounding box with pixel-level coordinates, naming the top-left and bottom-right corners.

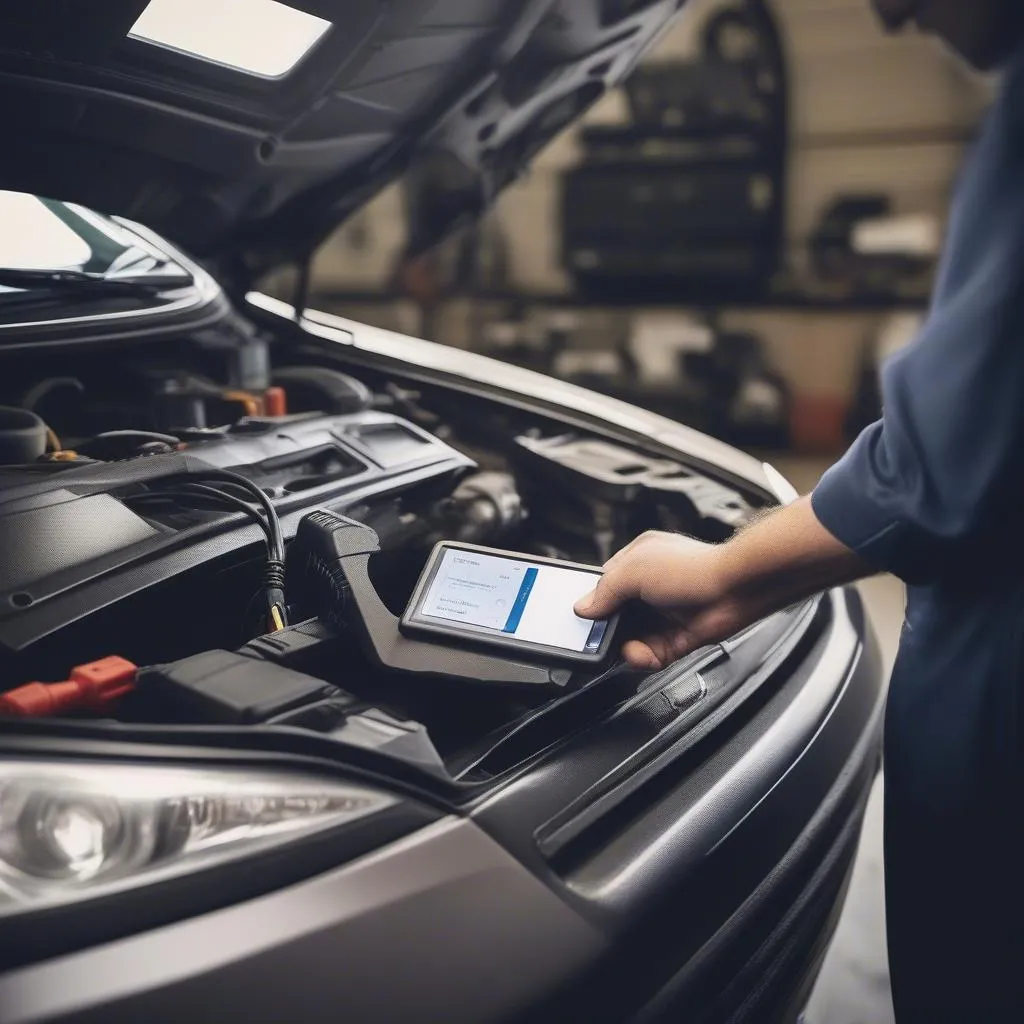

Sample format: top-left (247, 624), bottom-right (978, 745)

top-left (0, 760), bottom-right (395, 914)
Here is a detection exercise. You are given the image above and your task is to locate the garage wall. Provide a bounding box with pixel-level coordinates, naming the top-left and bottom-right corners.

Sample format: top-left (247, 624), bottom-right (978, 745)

top-left (495, 0), bottom-right (988, 292)
top-left (310, 0), bottom-right (993, 401)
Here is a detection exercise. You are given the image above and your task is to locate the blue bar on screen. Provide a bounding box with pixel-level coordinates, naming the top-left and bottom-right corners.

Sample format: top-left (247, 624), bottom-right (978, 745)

top-left (502, 567), bottom-right (538, 633)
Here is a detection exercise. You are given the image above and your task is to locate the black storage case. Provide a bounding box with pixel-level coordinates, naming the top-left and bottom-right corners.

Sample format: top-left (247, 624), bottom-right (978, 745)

top-left (562, 153), bottom-right (781, 287)
top-left (559, 0), bottom-right (789, 299)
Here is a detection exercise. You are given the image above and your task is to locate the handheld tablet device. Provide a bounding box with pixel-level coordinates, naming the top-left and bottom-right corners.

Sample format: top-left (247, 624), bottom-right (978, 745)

top-left (401, 542), bottom-right (619, 665)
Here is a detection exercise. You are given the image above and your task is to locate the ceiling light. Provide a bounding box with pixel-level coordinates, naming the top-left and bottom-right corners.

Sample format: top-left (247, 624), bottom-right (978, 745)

top-left (129, 0), bottom-right (330, 79)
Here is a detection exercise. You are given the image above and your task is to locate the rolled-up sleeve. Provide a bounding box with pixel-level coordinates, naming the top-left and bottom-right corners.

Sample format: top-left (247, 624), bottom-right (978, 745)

top-left (812, 61), bottom-right (1024, 584)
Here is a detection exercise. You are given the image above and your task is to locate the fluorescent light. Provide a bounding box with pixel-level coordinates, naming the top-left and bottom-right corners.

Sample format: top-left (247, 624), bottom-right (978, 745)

top-left (129, 0), bottom-right (330, 79)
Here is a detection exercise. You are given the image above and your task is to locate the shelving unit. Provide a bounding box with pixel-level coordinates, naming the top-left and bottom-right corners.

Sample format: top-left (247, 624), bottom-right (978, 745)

top-left (313, 287), bottom-right (930, 315)
top-left (301, 281), bottom-right (927, 459)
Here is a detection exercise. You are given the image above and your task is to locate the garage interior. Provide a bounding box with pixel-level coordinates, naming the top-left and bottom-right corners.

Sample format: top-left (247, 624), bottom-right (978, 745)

top-left (0, 0), bottom-right (999, 1019)
top-left (257, 2), bottom-right (988, 1020)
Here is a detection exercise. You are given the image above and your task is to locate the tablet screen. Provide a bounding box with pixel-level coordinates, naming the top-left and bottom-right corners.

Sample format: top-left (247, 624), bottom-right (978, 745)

top-left (415, 547), bottom-right (609, 654)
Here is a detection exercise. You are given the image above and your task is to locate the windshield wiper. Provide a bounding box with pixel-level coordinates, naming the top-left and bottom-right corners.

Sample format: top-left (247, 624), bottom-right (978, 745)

top-left (0, 267), bottom-right (190, 297)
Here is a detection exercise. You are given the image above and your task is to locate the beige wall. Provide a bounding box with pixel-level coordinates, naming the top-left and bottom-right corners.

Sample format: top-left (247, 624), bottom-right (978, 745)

top-left (310, 0), bottom-right (992, 401)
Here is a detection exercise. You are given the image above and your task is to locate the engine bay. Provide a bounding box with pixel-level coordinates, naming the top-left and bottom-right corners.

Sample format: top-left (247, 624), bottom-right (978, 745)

top-left (0, 328), bottom-right (764, 774)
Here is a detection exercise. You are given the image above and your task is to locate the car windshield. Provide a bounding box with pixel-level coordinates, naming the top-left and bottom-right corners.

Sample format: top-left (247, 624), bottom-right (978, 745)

top-left (0, 191), bottom-right (192, 305)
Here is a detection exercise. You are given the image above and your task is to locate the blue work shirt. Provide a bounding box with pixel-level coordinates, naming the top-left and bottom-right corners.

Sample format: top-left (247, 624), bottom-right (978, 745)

top-left (811, 44), bottom-right (1024, 1019)
top-left (813, 49), bottom-right (1024, 811)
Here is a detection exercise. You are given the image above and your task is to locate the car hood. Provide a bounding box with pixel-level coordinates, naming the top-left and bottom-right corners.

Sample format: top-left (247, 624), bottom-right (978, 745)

top-left (0, 0), bottom-right (685, 287)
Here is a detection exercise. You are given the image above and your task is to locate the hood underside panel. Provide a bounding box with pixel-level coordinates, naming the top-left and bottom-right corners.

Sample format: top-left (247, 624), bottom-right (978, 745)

top-left (0, 0), bottom-right (686, 281)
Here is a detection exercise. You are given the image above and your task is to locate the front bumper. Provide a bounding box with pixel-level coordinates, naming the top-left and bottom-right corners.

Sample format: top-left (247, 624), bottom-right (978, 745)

top-left (0, 818), bottom-right (606, 1024)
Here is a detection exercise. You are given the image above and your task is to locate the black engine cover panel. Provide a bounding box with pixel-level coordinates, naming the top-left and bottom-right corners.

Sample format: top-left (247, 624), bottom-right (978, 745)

top-left (0, 411), bottom-right (473, 654)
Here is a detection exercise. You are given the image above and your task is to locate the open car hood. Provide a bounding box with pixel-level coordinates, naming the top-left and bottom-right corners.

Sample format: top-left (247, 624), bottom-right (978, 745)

top-left (0, 0), bottom-right (686, 286)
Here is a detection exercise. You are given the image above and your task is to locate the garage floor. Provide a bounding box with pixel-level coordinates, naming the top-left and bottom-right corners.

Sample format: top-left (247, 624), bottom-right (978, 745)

top-left (772, 459), bottom-right (902, 1024)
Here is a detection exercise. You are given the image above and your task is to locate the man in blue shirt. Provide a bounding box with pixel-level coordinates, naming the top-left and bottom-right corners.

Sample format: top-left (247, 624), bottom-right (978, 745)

top-left (575, 2), bottom-right (1024, 1019)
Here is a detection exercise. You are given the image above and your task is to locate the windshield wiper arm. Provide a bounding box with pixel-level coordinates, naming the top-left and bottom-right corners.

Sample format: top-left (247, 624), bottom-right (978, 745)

top-left (0, 267), bottom-right (187, 295)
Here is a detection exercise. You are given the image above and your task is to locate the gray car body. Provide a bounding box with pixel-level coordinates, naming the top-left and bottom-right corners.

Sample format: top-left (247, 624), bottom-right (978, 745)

top-left (0, 291), bottom-right (884, 1024)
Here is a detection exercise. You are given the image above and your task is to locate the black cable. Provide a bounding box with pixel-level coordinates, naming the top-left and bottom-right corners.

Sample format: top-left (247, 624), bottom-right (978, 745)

top-left (185, 472), bottom-right (287, 629)
top-left (163, 469), bottom-right (284, 563)
top-left (134, 471), bottom-right (288, 630)
top-left (133, 486), bottom-right (274, 549)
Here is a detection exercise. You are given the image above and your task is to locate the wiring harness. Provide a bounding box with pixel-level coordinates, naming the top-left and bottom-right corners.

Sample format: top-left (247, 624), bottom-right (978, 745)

top-left (132, 469), bottom-right (288, 635)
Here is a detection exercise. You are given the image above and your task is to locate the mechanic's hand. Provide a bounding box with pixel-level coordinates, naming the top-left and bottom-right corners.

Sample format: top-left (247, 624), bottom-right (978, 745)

top-left (574, 531), bottom-right (750, 672)
top-left (575, 498), bottom-right (871, 673)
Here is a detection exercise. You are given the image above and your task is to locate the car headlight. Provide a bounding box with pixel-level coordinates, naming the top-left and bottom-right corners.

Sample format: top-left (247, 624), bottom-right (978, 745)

top-left (0, 760), bottom-right (395, 915)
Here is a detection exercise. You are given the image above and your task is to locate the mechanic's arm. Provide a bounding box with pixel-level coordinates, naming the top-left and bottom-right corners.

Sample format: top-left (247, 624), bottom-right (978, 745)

top-left (578, 64), bottom-right (1024, 672)
top-left (574, 500), bottom-right (869, 671)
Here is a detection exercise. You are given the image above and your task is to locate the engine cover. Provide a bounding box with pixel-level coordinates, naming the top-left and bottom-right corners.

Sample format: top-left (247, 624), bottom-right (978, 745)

top-left (0, 411), bottom-right (474, 655)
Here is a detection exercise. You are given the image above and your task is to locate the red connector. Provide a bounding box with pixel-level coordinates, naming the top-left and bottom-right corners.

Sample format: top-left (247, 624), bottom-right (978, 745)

top-left (263, 386), bottom-right (287, 417)
top-left (0, 656), bottom-right (137, 717)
